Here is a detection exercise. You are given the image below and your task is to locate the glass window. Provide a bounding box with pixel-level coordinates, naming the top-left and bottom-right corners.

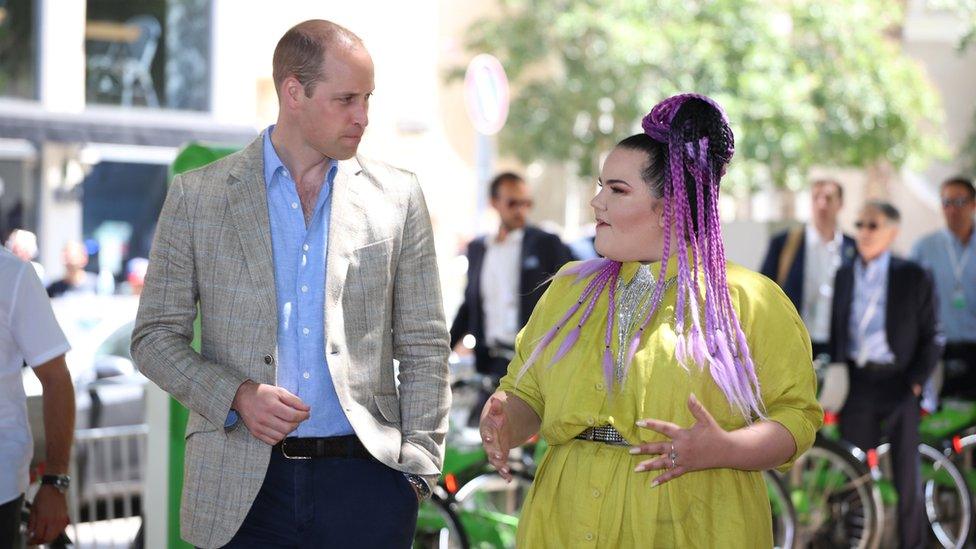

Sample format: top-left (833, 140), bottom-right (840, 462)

top-left (0, 0), bottom-right (37, 100)
top-left (85, 0), bottom-right (211, 111)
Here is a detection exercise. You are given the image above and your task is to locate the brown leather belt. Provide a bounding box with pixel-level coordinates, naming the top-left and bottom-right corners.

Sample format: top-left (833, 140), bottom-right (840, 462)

top-left (273, 435), bottom-right (373, 460)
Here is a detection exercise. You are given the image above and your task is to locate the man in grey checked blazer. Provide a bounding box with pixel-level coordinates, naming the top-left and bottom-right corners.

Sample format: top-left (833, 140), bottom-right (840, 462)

top-left (132, 20), bottom-right (450, 548)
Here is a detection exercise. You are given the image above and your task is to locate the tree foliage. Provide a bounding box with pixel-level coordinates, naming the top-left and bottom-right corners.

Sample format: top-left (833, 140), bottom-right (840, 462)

top-left (941, 0), bottom-right (976, 174)
top-left (458, 0), bottom-right (946, 190)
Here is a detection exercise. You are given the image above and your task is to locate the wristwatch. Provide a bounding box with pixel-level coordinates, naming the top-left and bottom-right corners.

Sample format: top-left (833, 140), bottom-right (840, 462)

top-left (40, 474), bottom-right (71, 494)
top-left (404, 473), bottom-right (432, 500)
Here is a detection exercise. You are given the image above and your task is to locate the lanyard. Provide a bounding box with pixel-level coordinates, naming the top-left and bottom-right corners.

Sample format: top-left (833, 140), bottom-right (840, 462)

top-left (942, 231), bottom-right (972, 290)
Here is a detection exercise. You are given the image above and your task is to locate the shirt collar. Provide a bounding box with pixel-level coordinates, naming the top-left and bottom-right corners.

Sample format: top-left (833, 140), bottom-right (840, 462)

top-left (805, 223), bottom-right (841, 248)
top-left (262, 125), bottom-right (285, 190)
top-left (489, 228), bottom-right (524, 246)
top-left (262, 125), bottom-right (339, 189)
top-left (944, 227), bottom-right (976, 251)
top-left (856, 250), bottom-right (891, 281)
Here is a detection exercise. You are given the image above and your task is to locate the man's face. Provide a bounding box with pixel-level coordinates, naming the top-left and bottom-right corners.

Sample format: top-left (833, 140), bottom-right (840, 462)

top-left (295, 45), bottom-right (374, 161)
top-left (491, 180), bottom-right (532, 232)
top-left (854, 206), bottom-right (898, 261)
top-left (61, 242), bottom-right (88, 270)
top-left (811, 182), bottom-right (843, 226)
top-left (941, 183), bottom-right (976, 234)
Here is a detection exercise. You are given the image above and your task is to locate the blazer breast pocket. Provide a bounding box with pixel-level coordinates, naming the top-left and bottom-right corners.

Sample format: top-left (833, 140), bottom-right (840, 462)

top-left (350, 238), bottom-right (393, 284)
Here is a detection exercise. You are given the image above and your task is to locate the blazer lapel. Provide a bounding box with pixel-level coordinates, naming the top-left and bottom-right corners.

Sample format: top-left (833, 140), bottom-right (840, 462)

top-left (834, 264), bottom-right (854, 358)
top-left (325, 158), bottom-right (366, 326)
top-left (885, 257), bottom-right (900, 351)
top-left (227, 137), bottom-right (277, 320)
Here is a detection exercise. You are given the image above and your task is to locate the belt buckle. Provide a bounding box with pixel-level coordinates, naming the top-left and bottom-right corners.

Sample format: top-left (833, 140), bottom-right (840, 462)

top-left (280, 439), bottom-right (311, 460)
top-left (585, 428), bottom-right (596, 441)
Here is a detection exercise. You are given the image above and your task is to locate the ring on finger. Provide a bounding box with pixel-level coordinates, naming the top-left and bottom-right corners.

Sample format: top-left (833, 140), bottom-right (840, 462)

top-left (669, 444), bottom-right (678, 469)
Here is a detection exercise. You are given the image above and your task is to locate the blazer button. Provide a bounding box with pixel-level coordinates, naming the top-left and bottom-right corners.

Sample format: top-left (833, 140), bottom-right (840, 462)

top-left (264, 354), bottom-right (274, 365)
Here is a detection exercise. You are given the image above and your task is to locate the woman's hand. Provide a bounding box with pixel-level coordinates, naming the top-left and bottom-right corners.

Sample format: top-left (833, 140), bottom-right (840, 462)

top-left (630, 393), bottom-right (730, 487)
top-left (480, 397), bottom-right (514, 481)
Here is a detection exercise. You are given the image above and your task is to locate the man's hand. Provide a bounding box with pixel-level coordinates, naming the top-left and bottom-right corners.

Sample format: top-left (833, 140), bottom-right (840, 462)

top-left (28, 485), bottom-right (69, 545)
top-left (232, 381), bottom-right (310, 445)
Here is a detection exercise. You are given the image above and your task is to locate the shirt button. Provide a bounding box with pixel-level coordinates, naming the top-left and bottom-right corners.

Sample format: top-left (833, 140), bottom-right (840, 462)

top-left (586, 417), bottom-right (595, 426)
top-left (301, 285), bottom-right (309, 293)
top-left (592, 489), bottom-right (601, 498)
top-left (303, 327), bottom-right (310, 336)
top-left (303, 372), bottom-right (310, 380)
top-left (291, 202), bottom-right (298, 209)
top-left (584, 533), bottom-right (594, 541)
top-left (303, 244), bottom-right (309, 251)
top-left (595, 383), bottom-right (604, 390)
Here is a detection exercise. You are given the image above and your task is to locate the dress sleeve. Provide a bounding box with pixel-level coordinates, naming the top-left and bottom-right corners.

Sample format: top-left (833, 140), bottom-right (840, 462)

top-left (744, 277), bottom-right (824, 472)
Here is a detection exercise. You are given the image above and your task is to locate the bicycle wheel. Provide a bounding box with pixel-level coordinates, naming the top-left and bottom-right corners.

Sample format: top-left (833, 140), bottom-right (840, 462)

top-left (764, 470), bottom-right (797, 549)
top-left (876, 442), bottom-right (972, 549)
top-left (453, 471), bottom-right (533, 548)
top-left (785, 435), bottom-right (884, 549)
top-left (414, 492), bottom-right (469, 549)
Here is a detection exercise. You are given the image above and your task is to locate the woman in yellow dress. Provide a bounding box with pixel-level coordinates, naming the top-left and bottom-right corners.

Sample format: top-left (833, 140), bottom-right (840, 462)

top-left (479, 94), bottom-right (822, 547)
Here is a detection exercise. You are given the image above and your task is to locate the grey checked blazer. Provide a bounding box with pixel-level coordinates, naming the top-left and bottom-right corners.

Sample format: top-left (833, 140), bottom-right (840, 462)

top-left (131, 135), bottom-right (451, 548)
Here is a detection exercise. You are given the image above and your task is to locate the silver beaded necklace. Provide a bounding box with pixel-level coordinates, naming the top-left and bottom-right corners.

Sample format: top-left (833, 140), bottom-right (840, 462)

top-left (613, 265), bottom-right (677, 383)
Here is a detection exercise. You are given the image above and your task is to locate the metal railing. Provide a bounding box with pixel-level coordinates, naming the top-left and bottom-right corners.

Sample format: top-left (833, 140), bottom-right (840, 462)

top-left (63, 424), bottom-right (147, 548)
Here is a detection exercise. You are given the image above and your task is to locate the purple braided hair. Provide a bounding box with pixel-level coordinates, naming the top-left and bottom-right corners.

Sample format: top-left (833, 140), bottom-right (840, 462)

top-left (515, 93), bottom-right (764, 422)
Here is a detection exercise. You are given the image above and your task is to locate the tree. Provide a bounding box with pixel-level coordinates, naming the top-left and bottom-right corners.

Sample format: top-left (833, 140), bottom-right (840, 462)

top-left (457, 0), bottom-right (946, 194)
top-left (943, 0), bottom-right (976, 174)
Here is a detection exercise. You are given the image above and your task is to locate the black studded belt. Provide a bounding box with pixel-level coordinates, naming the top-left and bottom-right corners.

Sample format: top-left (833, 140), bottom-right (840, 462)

top-left (575, 424), bottom-right (629, 446)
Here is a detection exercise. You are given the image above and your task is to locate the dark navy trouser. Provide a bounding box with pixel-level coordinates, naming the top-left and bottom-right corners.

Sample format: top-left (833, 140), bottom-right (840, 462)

top-left (220, 451), bottom-right (419, 548)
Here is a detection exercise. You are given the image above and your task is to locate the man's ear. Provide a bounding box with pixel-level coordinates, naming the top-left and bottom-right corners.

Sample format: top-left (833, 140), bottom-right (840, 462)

top-left (280, 76), bottom-right (304, 109)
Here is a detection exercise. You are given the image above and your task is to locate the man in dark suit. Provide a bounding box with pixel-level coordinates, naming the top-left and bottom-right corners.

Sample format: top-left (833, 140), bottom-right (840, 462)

top-left (831, 201), bottom-right (942, 549)
top-left (450, 172), bottom-right (573, 380)
top-left (760, 179), bottom-right (857, 359)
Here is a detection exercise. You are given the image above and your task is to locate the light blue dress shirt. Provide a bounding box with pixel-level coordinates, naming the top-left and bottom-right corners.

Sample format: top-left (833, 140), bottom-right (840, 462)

top-left (912, 229), bottom-right (976, 343)
top-left (227, 126), bottom-right (353, 436)
top-left (848, 251), bottom-right (896, 365)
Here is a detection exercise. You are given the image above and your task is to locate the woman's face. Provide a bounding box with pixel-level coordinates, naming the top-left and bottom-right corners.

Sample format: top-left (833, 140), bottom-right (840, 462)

top-left (590, 146), bottom-right (666, 262)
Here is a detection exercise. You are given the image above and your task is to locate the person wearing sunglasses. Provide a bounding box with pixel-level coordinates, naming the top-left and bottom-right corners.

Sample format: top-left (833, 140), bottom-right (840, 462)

top-left (830, 200), bottom-right (942, 548)
top-left (911, 177), bottom-right (976, 401)
top-left (450, 172), bottom-right (574, 387)
top-left (760, 179), bottom-right (857, 362)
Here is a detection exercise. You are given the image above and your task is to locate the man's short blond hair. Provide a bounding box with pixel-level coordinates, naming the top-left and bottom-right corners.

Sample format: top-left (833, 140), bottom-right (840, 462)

top-left (272, 19), bottom-right (363, 98)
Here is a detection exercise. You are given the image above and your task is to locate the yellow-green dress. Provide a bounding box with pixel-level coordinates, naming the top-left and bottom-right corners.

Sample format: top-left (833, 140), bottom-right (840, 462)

top-left (498, 259), bottom-right (823, 548)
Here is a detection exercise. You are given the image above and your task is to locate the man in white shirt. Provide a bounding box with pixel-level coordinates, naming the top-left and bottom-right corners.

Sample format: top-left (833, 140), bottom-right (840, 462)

top-left (0, 247), bottom-right (75, 547)
top-left (760, 179), bottom-right (857, 359)
top-left (450, 172), bottom-right (573, 380)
